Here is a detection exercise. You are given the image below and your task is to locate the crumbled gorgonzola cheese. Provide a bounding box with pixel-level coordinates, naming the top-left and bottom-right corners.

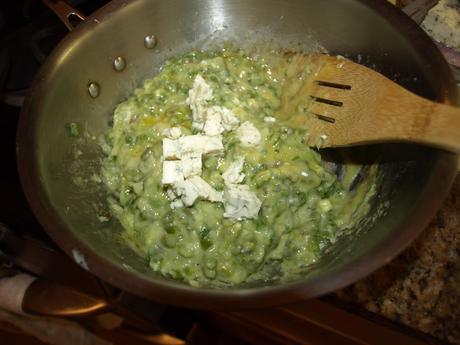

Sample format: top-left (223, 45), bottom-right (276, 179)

top-left (162, 76), bottom-right (261, 218)
top-left (236, 121), bottom-right (261, 147)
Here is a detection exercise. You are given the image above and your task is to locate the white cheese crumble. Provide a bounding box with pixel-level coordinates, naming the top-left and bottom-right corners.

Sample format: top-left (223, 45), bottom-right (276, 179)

top-left (187, 75), bottom-right (240, 135)
top-left (162, 135), bottom-right (223, 160)
top-left (236, 121), bottom-right (261, 147)
top-left (161, 75), bottom-right (262, 219)
top-left (172, 176), bottom-right (223, 207)
top-left (161, 156), bottom-right (202, 185)
top-left (188, 175), bottom-right (223, 203)
top-left (162, 127), bottom-right (182, 139)
top-left (171, 180), bottom-right (199, 207)
top-left (212, 106), bottom-right (240, 131)
top-left (421, 0), bottom-right (460, 52)
top-left (161, 160), bottom-right (184, 185)
top-left (162, 131), bottom-right (222, 208)
top-left (186, 75), bottom-right (213, 129)
top-left (163, 138), bottom-right (181, 160)
top-left (181, 155), bottom-right (202, 178)
top-left (221, 157), bottom-right (261, 220)
top-left (203, 106), bottom-right (241, 136)
top-left (222, 157), bottom-right (245, 185)
top-left (223, 185), bottom-right (262, 220)
top-left (179, 135), bottom-right (224, 157)
top-left (170, 199), bottom-right (185, 209)
top-left (203, 109), bottom-right (225, 136)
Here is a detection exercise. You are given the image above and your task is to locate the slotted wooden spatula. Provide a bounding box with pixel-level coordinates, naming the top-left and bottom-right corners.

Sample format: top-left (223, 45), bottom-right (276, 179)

top-left (278, 54), bottom-right (460, 152)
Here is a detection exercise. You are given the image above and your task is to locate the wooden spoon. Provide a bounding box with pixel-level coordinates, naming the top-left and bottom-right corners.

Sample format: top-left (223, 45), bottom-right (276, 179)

top-left (278, 54), bottom-right (460, 152)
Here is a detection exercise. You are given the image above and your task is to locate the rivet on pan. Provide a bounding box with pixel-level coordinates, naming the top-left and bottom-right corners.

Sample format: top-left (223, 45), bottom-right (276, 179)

top-left (113, 56), bottom-right (126, 72)
top-left (88, 82), bottom-right (100, 98)
top-left (144, 34), bottom-right (157, 49)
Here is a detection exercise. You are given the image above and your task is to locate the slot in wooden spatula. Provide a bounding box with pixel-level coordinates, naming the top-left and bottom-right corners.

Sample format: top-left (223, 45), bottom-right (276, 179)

top-left (279, 54), bottom-right (460, 152)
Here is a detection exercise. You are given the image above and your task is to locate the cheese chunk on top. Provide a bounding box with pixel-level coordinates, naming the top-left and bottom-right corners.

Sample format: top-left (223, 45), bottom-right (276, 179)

top-left (172, 176), bottom-right (223, 206)
top-left (222, 157), bottom-right (245, 186)
top-left (161, 160), bottom-right (185, 185)
top-left (162, 127), bottom-right (182, 139)
top-left (161, 156), bottom-right (202, 185)
top-left (203, 106), bottom-right (240, 136)
top-left (203, 110), bottom-right (225, 136)
top-left (162, 135), bottom-right (223, 159)
top-left (223, 184), bottom-right (262, 220)
top-left (236, 121), bottom-right (261, 147)
top-left (162, 76), bottom-right (260, 216)
top-left (181, 155), bottom-right (202, 178)
top-left (187, 75), bottom-right (213, 129)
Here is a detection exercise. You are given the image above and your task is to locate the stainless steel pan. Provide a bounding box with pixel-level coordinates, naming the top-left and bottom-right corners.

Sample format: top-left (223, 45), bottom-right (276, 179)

top-left (17, 0), bottom-right (459, 309)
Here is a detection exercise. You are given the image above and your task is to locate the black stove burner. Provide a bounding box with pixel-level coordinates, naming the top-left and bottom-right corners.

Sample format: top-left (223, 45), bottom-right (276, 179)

top-left (0, 0), bottom-right (110, 239)
top-left (0, 0), bottom-right (111, 91)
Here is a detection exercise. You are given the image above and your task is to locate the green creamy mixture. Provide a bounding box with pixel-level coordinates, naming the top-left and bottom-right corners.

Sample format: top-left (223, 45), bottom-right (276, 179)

top-left (100, 48), bottom-right (377, 287)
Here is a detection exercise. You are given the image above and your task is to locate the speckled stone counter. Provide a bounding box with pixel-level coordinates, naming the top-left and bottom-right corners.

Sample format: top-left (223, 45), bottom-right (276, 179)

top-left (336, 174), bottom-right (460, 344)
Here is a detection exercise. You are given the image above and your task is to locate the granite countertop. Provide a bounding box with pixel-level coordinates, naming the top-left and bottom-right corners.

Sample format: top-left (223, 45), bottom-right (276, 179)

top-left (336, 173), bottom-right (460, 344)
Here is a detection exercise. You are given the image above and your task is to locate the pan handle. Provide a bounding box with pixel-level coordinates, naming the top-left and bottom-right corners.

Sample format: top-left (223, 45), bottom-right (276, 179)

top-left (42, 0), bottom-right (86, 31)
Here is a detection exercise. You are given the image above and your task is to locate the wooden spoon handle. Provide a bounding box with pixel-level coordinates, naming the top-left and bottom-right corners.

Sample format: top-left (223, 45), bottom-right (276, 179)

top-left (412, 97), bottom-right (460, 153)
top-left (378, 80), bottom-right (460, 153)
top-left (355, 82), bottom-right (460, 154)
